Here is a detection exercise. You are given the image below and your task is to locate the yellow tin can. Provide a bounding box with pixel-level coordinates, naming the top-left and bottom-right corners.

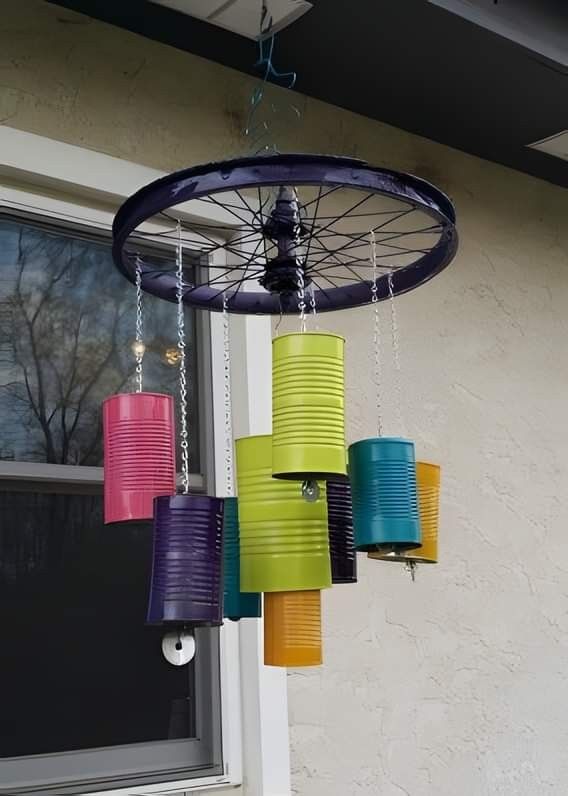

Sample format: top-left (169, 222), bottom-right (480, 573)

top-left (264, 590), bottom-right (323, 667)
top-left (272, 332), bottom-right (347, 480)
top-left (235, 434), bottom-right (332, 592)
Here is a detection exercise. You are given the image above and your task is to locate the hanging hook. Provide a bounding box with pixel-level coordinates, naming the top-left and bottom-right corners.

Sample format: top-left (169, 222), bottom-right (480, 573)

top-left (405, 560), bottom-right (417, 582)
top-left (302, 479), bottom-right (320, 503)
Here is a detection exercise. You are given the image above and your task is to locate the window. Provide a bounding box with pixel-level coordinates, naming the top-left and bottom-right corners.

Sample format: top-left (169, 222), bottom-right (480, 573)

top-left (0, 216), bottom-right (200, 469)
top-left (0, 215), bottom-right (222, 794)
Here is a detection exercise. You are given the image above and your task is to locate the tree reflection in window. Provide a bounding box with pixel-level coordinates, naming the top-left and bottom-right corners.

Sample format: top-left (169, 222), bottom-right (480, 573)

top-left (0, 218), bottom-right (199, 467)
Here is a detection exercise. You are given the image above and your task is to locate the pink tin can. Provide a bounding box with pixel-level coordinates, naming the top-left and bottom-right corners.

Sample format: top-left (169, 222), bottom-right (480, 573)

top-left (103, 392), bottom-right (176, 524)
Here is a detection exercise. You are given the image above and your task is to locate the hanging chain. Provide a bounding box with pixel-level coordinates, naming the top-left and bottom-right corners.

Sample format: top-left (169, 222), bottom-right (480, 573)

top-left (297, 266), bottom-right (307, 333)
top-left (134, 257), bottom-right (144, 393)
top-left (222, 295), bottom-right (234, 497)
top-left (370, 231), bottom-right (383, 437)
top-left (388, 269), bottom-right (404, 434)
top-left (309, 282), bottom-right (317, 328)
top-left (176, 222), bottom-right (190, 495)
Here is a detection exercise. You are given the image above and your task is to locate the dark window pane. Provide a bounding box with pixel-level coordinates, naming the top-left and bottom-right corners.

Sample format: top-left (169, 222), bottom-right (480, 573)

top-left (0, 489), bottom-right (196, 758)
top-left (0, 217), bottom-right (200, 469)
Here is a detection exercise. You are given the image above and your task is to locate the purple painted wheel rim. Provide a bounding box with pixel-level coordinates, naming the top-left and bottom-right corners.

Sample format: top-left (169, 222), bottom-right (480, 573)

top-left (112, 154), bottom-right (458, 315)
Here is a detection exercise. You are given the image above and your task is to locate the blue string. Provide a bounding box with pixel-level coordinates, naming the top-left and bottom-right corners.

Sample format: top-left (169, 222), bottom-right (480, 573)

top-left (244, 5), bottom-right (299, 154)
top-left (256, 34), bottom-right (297, 90)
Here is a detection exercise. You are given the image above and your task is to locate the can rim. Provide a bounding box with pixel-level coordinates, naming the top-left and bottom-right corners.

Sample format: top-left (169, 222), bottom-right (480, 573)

top-left (349, 436), bottom-right (414, 448)
top-left (272, 331), bottom-right (345, 344)
top-left (416, 460), bottom-right (441, 471)
top-left (235, 433), bottom-right (272, 444)
top-left (103, 391), bottom-right (173, 403)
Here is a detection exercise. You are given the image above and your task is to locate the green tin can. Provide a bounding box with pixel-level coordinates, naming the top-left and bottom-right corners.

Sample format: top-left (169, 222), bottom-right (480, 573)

top-left (272, 332), bottom-right (347, 480)
top-left (236, 434), bottom-right (332, 592)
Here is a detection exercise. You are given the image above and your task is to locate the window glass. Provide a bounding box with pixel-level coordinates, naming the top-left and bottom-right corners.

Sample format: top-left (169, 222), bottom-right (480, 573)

top-left (0, 217), bottom-right (200, 469)
top-left (0, 488), bottom-right (196, 759)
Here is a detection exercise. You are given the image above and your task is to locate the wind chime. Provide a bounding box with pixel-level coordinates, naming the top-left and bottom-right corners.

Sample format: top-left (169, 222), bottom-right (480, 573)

top-left (107, 152), bottom-right (456, 668)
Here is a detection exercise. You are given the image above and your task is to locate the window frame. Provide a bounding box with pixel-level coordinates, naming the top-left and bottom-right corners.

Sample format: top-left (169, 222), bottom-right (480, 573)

top-left (0, 125), bottom-right (291, 796)
top-left (0, 209), bottom-right (222, 793)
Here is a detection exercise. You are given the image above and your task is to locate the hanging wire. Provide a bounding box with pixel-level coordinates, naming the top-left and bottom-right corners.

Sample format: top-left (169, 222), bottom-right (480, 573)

top-left (222, 295), bottom-right (234, 497)
top-left (134, 256), bottom-right (144, 393)
top-left (388, 270), bottom-right (404, 434)
top-left (244, 0), bottom-right (300, 155)
top-left (370, 231), bottom-right (383, 437)
top-left (176, 222), bottom-right (190, 495)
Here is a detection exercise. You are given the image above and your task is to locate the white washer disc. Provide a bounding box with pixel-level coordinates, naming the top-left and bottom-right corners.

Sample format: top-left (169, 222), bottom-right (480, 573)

top-left (161, 629), bottom-right (196, 666)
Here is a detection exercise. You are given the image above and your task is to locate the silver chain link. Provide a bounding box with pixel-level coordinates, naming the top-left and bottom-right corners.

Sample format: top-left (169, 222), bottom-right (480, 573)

top-left (309, 282), bottom-right (317, 327)
top-left (134, 257), bottom-right (144, 393)
top-left (176, 222), bottom-right (190, 495)
top-left (222, 295), bottom-right (234, 496)
top-left (388, 269), bottom-right (404, 434)
top-left (370, 231), bottom-right (383, 437)
top-left (297, 267), bottom-right (307, 333)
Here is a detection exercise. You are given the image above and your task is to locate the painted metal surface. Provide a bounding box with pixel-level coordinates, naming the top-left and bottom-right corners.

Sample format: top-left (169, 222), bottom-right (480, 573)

top-left (112, 154), bottom-right (458, 314)
top-left (368, 461), bottom-right (440, 564)
top-left (223, 497), bottom-right (262, 620)
top-left (326, 476), bottom-right (357, 584)
top-left (102, 392), bottom-right (176, 524)
top-left (264, 590), bottom-right (323, 667)
top-left (147, 494), bottom-right (225, 626)
top-left (349, 437), bottom-right (421, 553)
top-left (235, 434), bottom-right (331, 592)
top-left (272, 332), bottom-right (347, 480)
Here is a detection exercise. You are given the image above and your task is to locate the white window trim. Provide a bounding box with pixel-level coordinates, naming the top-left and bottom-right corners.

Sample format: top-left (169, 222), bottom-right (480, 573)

top-left (0, 125), bottom-right (290, 796)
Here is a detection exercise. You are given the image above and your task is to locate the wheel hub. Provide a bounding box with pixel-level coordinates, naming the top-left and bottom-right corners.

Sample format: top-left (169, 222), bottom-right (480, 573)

top-left (259, 185), bottom-right (311, 295)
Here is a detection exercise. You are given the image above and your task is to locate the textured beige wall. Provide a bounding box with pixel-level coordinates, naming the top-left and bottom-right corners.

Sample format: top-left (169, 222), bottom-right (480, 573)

top-left (3, 3), bottom-right (568, 795)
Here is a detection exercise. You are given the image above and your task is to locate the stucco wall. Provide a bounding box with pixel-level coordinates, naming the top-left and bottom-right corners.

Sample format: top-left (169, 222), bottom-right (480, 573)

top-left (2, 3), bottom-right (568, 794)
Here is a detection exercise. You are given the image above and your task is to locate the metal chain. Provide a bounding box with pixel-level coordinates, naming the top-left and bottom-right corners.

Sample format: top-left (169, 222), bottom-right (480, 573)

top-left (370, 231), bottom-right (383, 437)
top-left (309, 282), bottom-right (317, 328)
top-left (388, 269), bottom-right (404, 434)
top-left (176, 222), bottom-right (190, 494)
top-left (222, 295), bottom-right (234, 497)
top-left (134, 257), bottom-right (144, 393)
top-left (297, 267), bottom-right (307, 333)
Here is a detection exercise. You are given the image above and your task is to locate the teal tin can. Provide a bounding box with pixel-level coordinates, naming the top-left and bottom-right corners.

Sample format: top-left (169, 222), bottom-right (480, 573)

top-left (348, 437), bottom-right (421, 553)
top-left (223, 497), bottom-right (261, 621)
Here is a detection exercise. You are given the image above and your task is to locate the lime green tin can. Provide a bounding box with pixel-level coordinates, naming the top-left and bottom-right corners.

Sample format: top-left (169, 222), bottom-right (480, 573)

top-left (235, 434), bottom-right (332, 593)
top-left (272, 332), bottom-right (347, 480)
